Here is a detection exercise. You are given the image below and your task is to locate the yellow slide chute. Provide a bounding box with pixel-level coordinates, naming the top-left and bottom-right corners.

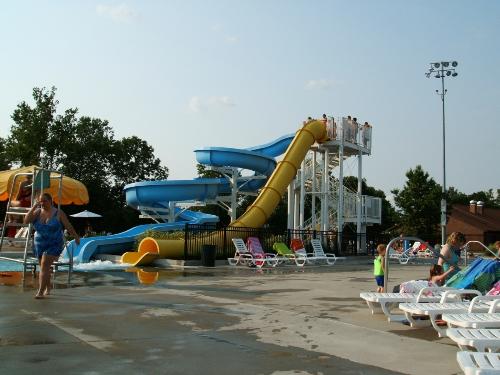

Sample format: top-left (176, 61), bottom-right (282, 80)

top-left (231, 120), bottom-right (328, 228)
top-left (125, 120), bottom-right (328, 266)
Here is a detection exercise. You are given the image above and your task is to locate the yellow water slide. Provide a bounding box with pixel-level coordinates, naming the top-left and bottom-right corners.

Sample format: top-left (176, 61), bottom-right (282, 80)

top-left (231, 120), bottom-right (328, 228)
top-left (125, 120), bottom-right (328, 265)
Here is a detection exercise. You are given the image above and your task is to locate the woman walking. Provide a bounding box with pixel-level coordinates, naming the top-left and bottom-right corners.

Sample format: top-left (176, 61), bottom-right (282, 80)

top-left (24, 193), bottom-right (80, 299)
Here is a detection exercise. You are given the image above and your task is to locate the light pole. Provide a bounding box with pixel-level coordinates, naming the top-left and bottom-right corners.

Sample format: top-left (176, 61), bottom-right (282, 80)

top-left (426, 61), bottom-right (458, 245)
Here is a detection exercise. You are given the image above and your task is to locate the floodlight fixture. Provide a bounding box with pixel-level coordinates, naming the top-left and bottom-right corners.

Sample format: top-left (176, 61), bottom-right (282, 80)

top-left (443, 62), bottom-right (449, 67)
top-left (452, 61), bottom-right (458, 67)
top-left (452, 72), bottom-right (458, 77)
top-left (446, 71), bottom-right (451, 76)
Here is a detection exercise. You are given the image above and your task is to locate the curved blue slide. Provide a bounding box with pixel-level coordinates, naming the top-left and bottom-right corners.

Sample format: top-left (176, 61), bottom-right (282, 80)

top-left (67, 134), bottom-right (294, 263)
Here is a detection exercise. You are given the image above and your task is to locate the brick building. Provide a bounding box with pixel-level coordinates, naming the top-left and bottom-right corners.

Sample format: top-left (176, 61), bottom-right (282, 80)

top-left (447, 201), bottom-right (500, 250)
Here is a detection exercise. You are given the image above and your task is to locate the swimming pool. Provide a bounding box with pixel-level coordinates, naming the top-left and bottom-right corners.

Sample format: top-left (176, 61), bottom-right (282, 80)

top-left (0, 260), bottom-right (24, 272)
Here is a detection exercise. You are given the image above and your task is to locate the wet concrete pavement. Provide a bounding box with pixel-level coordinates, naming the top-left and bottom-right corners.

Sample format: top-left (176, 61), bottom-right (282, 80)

top-left (0, 262), bottom-right (461, 374)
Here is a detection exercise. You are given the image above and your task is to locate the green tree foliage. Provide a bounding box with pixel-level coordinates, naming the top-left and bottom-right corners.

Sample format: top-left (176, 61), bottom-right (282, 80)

top-left (0, 137), bottom-right (10, 170)
top-left (391, 165), bottom-right (441, 238)
top-left (5, 87), bottom-right (168, 233)
top-left (448, 187), bottom-right (500, 208)
top-left (7, 87), bottom-right (58, 166)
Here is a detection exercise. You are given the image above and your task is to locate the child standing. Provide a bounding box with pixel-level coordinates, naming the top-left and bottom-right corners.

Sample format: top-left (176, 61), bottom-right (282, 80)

top-left (374, 244), bottom-right (386, 292)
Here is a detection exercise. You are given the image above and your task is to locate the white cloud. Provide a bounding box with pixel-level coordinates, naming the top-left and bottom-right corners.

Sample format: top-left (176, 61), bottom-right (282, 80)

top-left (305, 79), bottom-right (333, 90)
top-left (96, 3), bottom-right (139, 23)
top-left (188, 96), bottom-right (204, 113)
top-left (225, 36), bottom-right (238, 44)
top-left (210, 24), bottom-right (222, 32)
top-left (188, 96), bottom-right (235, 112)
top-left (209, 96), bottom-right (235, 107)
top-left (210, 24), bottom-right (238, 45)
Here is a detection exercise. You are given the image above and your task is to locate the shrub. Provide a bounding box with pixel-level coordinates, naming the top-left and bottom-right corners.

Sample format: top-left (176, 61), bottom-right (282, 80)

top-left (134, 230), bottom-right (185, 250)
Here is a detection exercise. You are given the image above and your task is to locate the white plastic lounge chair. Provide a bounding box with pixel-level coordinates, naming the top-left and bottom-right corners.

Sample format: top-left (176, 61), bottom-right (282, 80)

top-left (310, 239), bottom-right (345, 265)
top-left (447, 328), bottom-right (500, 352)
top-left (443, 300), bottom-right (500, 330)
top-left (391, 241), bottom-right (435, 265)
top-left (228, 238), bottom-right (254, 266)
top-left (456, 351), bottom-right (500, 375)
top-left (360, 286), bottom-right (453, 322)
top-left (399, 293), bottom-right (496, 337)
top-left (290, 238), bottom-right (319, 265)
top-left (444, 314), bottom-right (500, 329)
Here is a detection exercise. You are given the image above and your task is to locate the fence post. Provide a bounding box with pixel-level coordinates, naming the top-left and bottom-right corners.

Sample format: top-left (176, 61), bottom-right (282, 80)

top-left (184, 223), bottom-right (189, 260)
top-left (223, 226), bottom-right (227, 260)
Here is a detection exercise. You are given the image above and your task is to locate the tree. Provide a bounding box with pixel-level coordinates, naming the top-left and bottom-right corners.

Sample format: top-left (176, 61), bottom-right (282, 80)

top-left (0, 137), bottom-right (11, 170)
top-left (391, 165), bottom-right (441, 239)
top-left (5, 87), bottom-right (169, 233)
top-left (7, 87), bottom-right (58, 167)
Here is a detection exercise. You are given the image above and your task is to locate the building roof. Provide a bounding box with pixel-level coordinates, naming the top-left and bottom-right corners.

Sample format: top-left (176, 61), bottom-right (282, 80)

top-left (450, 204), bottom-right (500, 232)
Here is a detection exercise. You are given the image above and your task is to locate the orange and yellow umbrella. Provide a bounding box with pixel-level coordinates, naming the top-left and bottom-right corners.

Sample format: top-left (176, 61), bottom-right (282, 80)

top-left (0, 165), bottom-right (89, 205)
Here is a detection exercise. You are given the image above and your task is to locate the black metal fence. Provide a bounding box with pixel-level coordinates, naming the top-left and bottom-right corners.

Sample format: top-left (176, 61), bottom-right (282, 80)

top-left (183, 223), bottom-right (391, 260)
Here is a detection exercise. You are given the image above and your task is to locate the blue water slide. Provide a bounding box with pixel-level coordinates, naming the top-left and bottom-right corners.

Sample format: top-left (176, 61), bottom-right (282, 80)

top-left (65, 209), bottom-right (218, 263)
top-left (67, 134), bottom-right (294, 263)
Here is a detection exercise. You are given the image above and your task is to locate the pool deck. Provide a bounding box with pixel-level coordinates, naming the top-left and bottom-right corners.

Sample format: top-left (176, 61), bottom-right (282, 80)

top-left (0, 260), bottom-right (462, 374)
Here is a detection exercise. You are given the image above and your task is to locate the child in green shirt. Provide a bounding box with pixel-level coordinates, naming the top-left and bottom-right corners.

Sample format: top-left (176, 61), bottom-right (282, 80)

top-left (374, 244), bottom-right (386, 292)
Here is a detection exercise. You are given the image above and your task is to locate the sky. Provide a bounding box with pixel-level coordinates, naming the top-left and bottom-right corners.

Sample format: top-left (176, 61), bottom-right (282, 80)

top-left (0, 0), bottom-right (499, 200)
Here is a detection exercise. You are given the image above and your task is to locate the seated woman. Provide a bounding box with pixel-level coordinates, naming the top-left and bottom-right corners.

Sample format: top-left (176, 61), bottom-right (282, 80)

top-left (437, 231), bottom-right (465, 281)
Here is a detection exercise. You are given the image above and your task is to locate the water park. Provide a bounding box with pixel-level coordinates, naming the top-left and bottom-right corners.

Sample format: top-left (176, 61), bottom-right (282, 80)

top-left (0, 115), bottom-right (499, 374)
top-left (0, 117), bottom-right (379, 267)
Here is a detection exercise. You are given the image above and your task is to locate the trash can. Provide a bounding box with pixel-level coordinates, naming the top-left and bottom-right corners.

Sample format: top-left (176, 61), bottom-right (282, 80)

top-left (201, 244), bottom-right (216, 267)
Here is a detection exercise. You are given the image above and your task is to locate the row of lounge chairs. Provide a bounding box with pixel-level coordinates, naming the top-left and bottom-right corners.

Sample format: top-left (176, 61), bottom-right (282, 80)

top-left (360, 279), bottom-right (500, 373)
top-left (227, 237), bottom-right (344, 268)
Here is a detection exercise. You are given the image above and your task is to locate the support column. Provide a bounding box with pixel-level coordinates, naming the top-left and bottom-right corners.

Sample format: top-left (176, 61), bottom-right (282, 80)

top-left (337, 119), bottom-right (345, 251)
top-left (230, 168), bottom-right (238, 222)
top-left (299, 160), bottom-right (305, 229)
top-left (311, 151), bottom-right (317, 230)
top-left (287, 180), bottom-right (295, 230)
top-left (294, 174), bottom-right (300, 229)
top-left (322, 150), bottom-right (329, 231)
top-left (357, 149), bottom-right (363, 254)
top-left (168, 201), bottom-right (175, 223)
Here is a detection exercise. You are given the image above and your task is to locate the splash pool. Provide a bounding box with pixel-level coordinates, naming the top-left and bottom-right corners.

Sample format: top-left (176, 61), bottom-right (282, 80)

top-left (0, 260), bottom-right (24, 272)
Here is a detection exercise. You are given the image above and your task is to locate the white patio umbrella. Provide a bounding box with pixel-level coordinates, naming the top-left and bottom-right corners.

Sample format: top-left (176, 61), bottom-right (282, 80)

top-left (70, 210), bottom-right (102, 218)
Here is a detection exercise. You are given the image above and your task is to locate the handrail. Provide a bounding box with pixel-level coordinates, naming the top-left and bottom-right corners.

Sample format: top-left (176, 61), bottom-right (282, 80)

top-left (462, 240), bottom-right (499, 267)
top-left (383, 236), bottom-right (428, 293)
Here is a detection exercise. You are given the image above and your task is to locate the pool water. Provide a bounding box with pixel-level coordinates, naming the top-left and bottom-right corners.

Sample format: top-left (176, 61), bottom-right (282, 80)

top-left (0, 260), bottom-right (24, 272)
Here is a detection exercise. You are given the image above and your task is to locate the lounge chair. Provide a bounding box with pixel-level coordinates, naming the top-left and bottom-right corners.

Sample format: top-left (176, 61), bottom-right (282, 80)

top-left (310, 239), bottom-right (344, 265)
top-left (392, 241), bottom-right (436, 265)
top-left (399, 293), bottom-right (496, 337)
top-left (290, 238), bottom-right (322, 265)
top-left (246, 237), bottom-right (279, 268)
top-left (272, 242), bottom-right (306, 267)
top-left (228, 238), bottom-right (254, 267)
top-left (442, 301), bottom-right (500, 330)
top-left (360, 286), bottom-right (453, 322)
top-left (446, 328), bottom-right (500, 352)
top-left (444, 313), bottom-right (500, 329)
top-left (456, 351), bottom-right (500, 375)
